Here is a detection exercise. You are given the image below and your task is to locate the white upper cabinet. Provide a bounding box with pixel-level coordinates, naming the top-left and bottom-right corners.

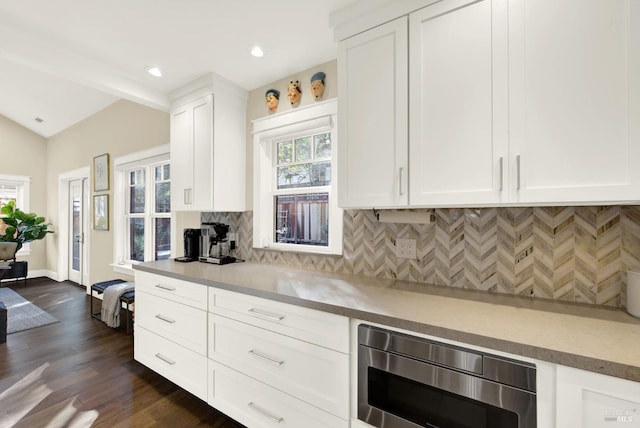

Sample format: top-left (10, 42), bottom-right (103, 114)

top-left (409, 0), bottom-right (508, 206)
top-left (170, 74), bottom-right (247, 212)
top-left (509, 0), bottom-right (640, 204)
top-left (171, 95), bottom-right (212, 211)
top-left (333, 0), bottom-right (640, 207)
top-left (338, 17), bottom-right (409, 208)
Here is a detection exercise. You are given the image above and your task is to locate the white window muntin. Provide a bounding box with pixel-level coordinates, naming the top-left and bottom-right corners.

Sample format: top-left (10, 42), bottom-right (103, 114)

top-left (0, 174), bottom-right (31, 255)
top-left (113, 145), bottom-right (170, 269)
top-left (253, 99), bottom-right (342, 255)
top-left (122, 159), bottom-right (170, 264)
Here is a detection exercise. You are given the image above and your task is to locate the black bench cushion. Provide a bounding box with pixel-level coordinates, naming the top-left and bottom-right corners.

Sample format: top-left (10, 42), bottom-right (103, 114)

top-left (120, 290), bottom-right (135, 301)
top-left (91, 279), bottom-right (127, 293)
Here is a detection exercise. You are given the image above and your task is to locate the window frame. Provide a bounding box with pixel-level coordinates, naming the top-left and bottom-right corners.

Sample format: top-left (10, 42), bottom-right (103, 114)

top-left (113, 145), bottom-right (170, 272)
top-left (0, 174), bottom-right (31, 255)
top-left (253, 99), bottom-right (342, 255)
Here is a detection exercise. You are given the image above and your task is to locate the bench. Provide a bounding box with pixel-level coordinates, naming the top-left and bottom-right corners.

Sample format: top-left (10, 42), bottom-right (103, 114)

top-left (90, 279), bottom-right (135, 335)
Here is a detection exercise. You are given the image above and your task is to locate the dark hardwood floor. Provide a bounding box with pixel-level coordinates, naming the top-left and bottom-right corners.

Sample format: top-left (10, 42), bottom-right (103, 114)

top-left (0, 278), bottom-right (245, 428)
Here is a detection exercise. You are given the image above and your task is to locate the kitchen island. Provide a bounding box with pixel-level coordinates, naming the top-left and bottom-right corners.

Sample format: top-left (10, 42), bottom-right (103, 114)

top-left (134, 259), bottom-right (640, 382)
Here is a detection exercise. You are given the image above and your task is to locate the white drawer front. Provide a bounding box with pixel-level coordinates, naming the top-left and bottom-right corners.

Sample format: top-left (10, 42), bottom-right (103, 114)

top-left (136, 290), bottom-right (207, 355)
top-left (135, 326), bottom-right (207, 401)
top-left (135, 270), bottom-right (207, 310)
top-left (209, 314), bottom-right (349, 419)
top-left (208, 360), bottom-right (348, 428)
top-left (209, 288), bottom-right (349, 353)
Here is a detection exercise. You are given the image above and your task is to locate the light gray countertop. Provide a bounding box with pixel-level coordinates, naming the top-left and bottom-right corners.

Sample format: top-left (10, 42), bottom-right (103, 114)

top-left (134, 259), bottom-right (640, 382)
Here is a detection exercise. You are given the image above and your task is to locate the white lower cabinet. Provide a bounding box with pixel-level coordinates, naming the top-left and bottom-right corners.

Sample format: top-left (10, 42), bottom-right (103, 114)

top-left (135, 290), bottom-right (207, 355)
top-left (209, 314), bottom-right (349, 419)
top-left (134, 272), bottom-right (208, 402)
top-left (210, 287), bottom-right (349, 353)
top-left (135, 273), bottom-right (350, 427)
top-left (208, 360), bottom-right (348, 428)
top-left (135, 272), bottom-right (640, 428)
top-left (208, 288), bottom-right (350, 427)
top-left (135, 270), bottom-right (208, 310)
top-left (556, 365), bottom-right (640, 428)
top-left (135, 326), bottom-right (208, 401)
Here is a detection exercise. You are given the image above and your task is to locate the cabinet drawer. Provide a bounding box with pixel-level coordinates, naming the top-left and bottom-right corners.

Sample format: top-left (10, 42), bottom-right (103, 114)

top-left (208, 360), bottom-right (348, 428)
top-left (135, 326), bottom-right (207, 401)
top-left (209, 288), bottom-right (349, 353)
top-left (209, 314), bottom-right (349, 419)
top-left (135, 271), bottom-right (207, 310)
top-left (136, 290), bottom-right (207, 355)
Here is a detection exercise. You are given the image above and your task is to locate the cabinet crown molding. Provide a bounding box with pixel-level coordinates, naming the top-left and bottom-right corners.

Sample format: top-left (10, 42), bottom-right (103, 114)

top-left (330, 0), bottom-right (438, 41)
top-left (169, 72), bottom-right (248, 108)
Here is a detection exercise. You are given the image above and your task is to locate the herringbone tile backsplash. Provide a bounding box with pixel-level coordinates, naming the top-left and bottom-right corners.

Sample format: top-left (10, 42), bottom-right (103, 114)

top-left (203, 206), bottom-right (640, 308)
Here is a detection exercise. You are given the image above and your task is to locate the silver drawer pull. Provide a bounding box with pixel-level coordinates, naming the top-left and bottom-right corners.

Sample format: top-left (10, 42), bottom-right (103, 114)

top-left (155, 314), bottom-right (176, 324)
top-left (248, 349), bottom-right (284, 366)
top-left (248, 402), bottom-right (284, 423)
top-left (499, 156), bottom-right (504, 191)
top-left (155, 284), bottom-right (176, 291)
top-left (516, 154), bottom-right (521, 190)
top-left (155, 353), bottom-right (176, 365)
top-left (248, 307), bottom-right (285, 321)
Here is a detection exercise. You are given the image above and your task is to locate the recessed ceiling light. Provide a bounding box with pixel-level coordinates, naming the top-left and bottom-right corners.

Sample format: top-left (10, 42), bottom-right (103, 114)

top-left (145, 66), bottom-right (163, 77)
top-left (250, 46), bottom-right (264, 58)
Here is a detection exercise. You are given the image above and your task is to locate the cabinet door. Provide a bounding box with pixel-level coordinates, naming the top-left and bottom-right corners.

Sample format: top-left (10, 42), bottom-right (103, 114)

top-left (170, 104), bottom-right (193, 211)
top-left (509, 0), bottom-right (640, 204)
top-left (409, 0), bottom-right (508, 206)
top-left (190, 94), bottom-right (214, 211)
top-left (170, 94), bottom-right (213, 211)
top-left (556, 365), bottom-right (640, 427)
top-left (338, 17), bottom-right (409, 208)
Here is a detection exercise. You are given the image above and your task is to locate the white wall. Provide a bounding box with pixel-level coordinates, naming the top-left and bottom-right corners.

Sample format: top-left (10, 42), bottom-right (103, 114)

top-left (0, 115), bottom-right (48, 270)
top-left (2, 60), bottom-right (338, 283)
top-left (46, 100), bottom-right (169, 284)
top-left (244, 59), bottom-right (338, 208)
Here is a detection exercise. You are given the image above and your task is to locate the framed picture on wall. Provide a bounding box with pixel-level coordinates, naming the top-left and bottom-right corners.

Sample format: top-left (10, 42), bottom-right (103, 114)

top-left (93, 153), bottom-right (110, 191)
top-left (94, 194), bottom-right (109, 230)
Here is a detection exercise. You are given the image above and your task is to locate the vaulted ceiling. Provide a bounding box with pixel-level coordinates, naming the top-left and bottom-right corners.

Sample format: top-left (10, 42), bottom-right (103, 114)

top-left (0, 0), bottom-right (356, 138)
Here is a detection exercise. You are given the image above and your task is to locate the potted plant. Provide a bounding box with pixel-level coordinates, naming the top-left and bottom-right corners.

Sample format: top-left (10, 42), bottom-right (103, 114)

top-left (0, 201), bottom-right (54, 253)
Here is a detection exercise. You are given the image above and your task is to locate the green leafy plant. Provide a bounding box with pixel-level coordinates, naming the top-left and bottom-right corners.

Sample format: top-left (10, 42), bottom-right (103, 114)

top-left (0, 201), bottom-right (53, 251)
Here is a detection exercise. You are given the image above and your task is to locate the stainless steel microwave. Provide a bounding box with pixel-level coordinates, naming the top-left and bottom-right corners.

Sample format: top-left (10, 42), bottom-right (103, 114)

top-left (358, 324), bottom-right (537, 428)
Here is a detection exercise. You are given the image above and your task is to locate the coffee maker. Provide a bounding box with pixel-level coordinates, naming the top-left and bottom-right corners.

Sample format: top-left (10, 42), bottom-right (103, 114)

top-left (199, 222), bottom-right (236, 265)
top-left (175, 228), bottom-right (201, 262)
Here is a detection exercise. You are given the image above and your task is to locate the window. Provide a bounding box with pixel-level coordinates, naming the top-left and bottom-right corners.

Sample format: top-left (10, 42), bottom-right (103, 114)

top-left (0, 174), bottom-right (31, 254)
top-left (254, 100), bottom-right (342, 255)
top-left (114, 146), bottom-right (170, 269)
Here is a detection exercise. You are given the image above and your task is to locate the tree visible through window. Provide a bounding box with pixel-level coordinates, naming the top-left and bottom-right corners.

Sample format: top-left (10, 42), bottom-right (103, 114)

top-left (253, 100), bottom-right (342, 255)
top-left (124, 161), bottom-right (170, 263)
top-left (274, 132), bottom-right (332, 246)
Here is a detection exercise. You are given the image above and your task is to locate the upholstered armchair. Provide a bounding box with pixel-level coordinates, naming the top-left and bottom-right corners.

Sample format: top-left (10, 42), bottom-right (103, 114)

top-left (0, 242), bottom-right (18, 271)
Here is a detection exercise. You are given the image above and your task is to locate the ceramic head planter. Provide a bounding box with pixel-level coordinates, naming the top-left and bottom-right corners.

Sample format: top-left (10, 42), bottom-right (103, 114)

top-left (287, 80), bottom-right (301, 107)
top-left (265, 88), bottom-right (280, 112)
top-left (310, 71), bottom-right (326, 101)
